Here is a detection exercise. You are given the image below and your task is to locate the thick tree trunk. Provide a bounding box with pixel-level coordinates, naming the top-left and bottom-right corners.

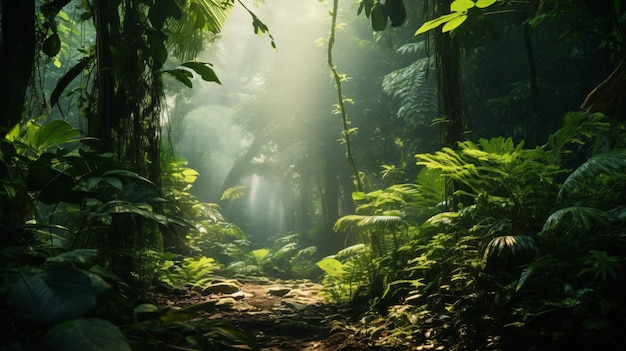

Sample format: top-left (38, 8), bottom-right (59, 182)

top-left (0, 1), bottom-right (35, 135)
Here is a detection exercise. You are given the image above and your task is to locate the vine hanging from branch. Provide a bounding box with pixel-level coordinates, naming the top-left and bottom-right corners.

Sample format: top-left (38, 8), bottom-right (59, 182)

top-left (328, 0), bottom-right (363, 193)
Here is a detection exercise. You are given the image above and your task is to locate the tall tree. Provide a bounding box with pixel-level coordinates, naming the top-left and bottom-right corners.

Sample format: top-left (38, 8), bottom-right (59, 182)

top-left (0, 1), bottom-right (35, 136)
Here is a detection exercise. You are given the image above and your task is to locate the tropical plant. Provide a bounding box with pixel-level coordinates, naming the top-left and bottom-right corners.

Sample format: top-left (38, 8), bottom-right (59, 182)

top-left (318, 111), bottom-right (626, 350)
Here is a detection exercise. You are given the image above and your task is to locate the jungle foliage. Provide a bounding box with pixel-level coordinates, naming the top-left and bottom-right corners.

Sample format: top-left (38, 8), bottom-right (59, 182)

top-left (2, 0), bottom-right (626, 350)
top-left (319, 112), bottom-right (626, 350)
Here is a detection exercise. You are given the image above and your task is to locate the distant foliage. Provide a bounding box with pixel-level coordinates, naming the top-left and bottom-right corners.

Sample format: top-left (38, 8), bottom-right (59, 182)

top-left (382, 42), bottom-right (438, 128)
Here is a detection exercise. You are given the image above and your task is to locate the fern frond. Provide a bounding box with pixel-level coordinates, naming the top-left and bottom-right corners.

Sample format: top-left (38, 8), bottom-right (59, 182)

top-left (220, 185), bottom-right (249, 202)
top-left (416, 147), bottom-right (477, 178)
top-left (383, 57), bottom-right (438, 127)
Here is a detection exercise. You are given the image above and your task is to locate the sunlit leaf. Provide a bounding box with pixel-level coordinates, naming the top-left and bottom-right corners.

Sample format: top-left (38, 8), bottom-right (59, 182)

top-left (316, 257), bottom-right (344, 276)
top-left (352, 191), bottom-right (367, 201)
top-left (32, 120), bottom-right (81, 153)
top-left (442, 14), bottom-right (468, 33)
top-left (415, 13), bottom-right (460, 35)
top-left (336, 243), bottom-right (368, 259)
top-left (475, 0), bottom-right (497, 8)
top-left (221, 185), bottom-right (249, 202)
top-left (251, 248), bottom-right (270, 265)
top-left (450, 0), bottom-right (474, 12)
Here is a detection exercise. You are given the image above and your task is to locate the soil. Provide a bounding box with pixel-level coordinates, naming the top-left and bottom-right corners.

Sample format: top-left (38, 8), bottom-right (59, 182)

top-left (150, 277), bottom-right (389, 351)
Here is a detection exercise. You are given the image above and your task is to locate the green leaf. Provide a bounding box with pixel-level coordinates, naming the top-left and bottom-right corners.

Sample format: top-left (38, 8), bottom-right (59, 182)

top-left (442, 14), bottom-right (468, 33)
top-left (147, 31), bottom-right (168, 69)
top-left (43, 33), bottom-right (61, 57)
top-left (163, 69), bottom-right (193, 88)
top-left (251, 248), bottom-right (270, 265)
top-left (352, 191), bottom-right (367, 201)
top-left (385, 0), bottom-right (406, 27)
top-left (148, 0), bottom-right (181, 30)
top-left (28, 166), bottom-right (75, 204)
top-left (50, 56), bottom-right (93, 108)
top-left (371, 3), bottom-right (387, 31)
top-left (46, 249), bottom-right (98, 268)
top-left (316, 257), bottom-right (344, 276)
top-left (559, 148), bottom-right (626, 199)
top-left (221, 185), bottom-right (249, 202)
top-left (450, 0), bottom-right (474, 12)
top-left (415, 12), bottom-right (462, 35)
top-left (33, 120), bottom-right (81, 153)
top-left (516, 267), bottom-right (531, 291)
top-left (475, 0), bottom-right (497, 8)
top-left (47, 318), bottom-right (131, 351)
top-left (181, 61), bottom-right (221, 84)
top-left (7, 268), bottom-right (97, 324)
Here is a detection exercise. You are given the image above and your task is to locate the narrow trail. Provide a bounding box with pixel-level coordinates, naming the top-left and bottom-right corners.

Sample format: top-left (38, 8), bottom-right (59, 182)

top-left (151, 277), bottom-right (384, 351)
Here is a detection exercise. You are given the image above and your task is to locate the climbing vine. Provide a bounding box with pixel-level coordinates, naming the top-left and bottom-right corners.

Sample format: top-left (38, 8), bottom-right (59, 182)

top-left (327, 0), bottom-right (363, 193)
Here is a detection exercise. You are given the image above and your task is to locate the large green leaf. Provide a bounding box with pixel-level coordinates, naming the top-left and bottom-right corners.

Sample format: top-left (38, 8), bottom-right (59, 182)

top-left (46, 249), bottom-right (99, 268)
top-left (559, 148), bottom-right (626, 200)
top-left (28, 120), bottom-right (81, 154)
top-left (7, 268), bottom-right (97, 324)
top-left (181, 61), bottom-right (221, 84)
top-left (47, 318), bottom-right (131, 351)
top-left (385, 0), bottom-right (406, 27)
top-left (371, 3), bottom-right (387, 31)
top-left (316, 257), bottom-right (344, 277)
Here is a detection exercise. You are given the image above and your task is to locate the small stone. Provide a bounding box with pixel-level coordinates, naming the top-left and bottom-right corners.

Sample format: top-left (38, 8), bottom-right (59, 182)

top-left (201, 282), bottom-right (240, 295)
top-left (281, 300), bottom-right (307, 311)
top-left (215, 297), bottom-right (237, 310)
top-left (268, 287), bottom-right (291, 297)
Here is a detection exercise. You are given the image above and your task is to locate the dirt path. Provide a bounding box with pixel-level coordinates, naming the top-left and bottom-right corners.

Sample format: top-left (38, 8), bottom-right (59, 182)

top-left (151, 277), bottom-right (384, 351)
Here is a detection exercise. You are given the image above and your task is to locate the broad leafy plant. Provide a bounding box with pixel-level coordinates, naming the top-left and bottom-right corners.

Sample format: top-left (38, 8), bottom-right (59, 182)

top-left (319, 111), bottom-right (625, 350)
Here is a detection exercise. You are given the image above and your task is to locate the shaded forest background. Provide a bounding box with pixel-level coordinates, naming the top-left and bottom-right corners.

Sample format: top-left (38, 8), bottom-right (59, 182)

top-left (1, 0), bottom-right (626, 350)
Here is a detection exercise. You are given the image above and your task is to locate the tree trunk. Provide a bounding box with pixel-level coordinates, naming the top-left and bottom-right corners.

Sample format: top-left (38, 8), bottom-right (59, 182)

top-left (433, 0), bottom-right (466, 148)
top-left (0, 0), bottom-right (35, 135)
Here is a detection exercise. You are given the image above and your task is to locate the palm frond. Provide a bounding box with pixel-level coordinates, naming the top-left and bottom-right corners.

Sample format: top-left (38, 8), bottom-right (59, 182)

top-left (545, 111), bottom-right (609, 155)
top-left (359, 215), bottom-right (403, 230)
top-left (336, 243), bottom-right (368, 259)
top-left (166, 0), bottom-right (232, 61)
top-left (543, 206), bottom-right (613, 234)
top-left (559, 148), bottom-right (626, 200)
top-left (333, 215), bottom-right (368, 233)
top-left (484, 235), bottom-right (538, 260)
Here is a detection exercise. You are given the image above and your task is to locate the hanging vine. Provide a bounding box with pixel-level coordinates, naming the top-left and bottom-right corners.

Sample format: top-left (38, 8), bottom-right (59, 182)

top-left (327, 0), bottom-right (363, 193)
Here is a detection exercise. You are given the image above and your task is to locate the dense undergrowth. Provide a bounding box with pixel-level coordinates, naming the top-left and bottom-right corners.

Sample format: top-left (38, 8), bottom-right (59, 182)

top-left (317, 111), bottom-right (626, 350)
top-left (0, 120), bottom-right (321, 350)
top-left (2, 111), bottom-right (625, 350)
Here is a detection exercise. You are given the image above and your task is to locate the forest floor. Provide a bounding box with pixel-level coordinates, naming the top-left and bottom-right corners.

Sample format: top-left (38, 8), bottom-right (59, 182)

top-left (150, 276), bottom-right (393, 351)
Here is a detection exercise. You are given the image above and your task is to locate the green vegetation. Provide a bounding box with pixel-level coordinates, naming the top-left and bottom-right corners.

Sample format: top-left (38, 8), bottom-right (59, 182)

top-left (2, 0), bottom-right (626, 350)
top-left (318, 111), bottom-right (626, 350)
